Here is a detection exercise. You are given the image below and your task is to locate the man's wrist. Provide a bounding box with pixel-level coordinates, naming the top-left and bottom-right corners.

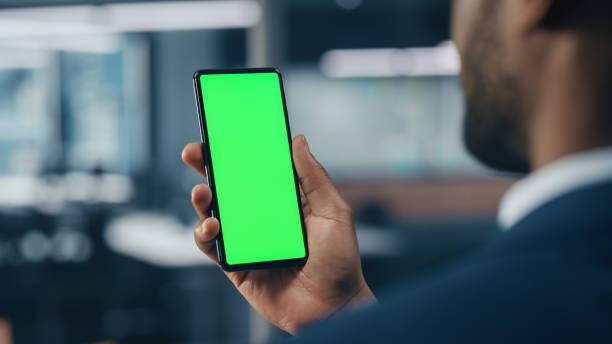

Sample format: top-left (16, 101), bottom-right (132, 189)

top-left (345, 282), bottom-right (377, 310)
top-left (291, 282), bottom-right (376, 335)
top-left (294, 283), bottom-right (376, 335)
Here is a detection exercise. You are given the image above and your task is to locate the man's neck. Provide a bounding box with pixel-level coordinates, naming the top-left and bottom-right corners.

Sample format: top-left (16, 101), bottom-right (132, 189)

top-left (528, 35), bottom-right (612, 171)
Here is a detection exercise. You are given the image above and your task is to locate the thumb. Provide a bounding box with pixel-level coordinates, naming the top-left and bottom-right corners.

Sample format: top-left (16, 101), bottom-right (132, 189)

top-left (292, 135), bottom-right (348, 216)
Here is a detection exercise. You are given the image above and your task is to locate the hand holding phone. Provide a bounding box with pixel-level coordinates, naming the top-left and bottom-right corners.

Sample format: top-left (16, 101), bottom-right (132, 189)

top-left (183, 137), bottom-right (374, 333)
top-left (184, 68), bottom-right (374, 332)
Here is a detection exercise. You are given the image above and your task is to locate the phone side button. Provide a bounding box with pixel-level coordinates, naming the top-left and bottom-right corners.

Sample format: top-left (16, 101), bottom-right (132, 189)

top-left (215, 240), bottom-right (222, 263)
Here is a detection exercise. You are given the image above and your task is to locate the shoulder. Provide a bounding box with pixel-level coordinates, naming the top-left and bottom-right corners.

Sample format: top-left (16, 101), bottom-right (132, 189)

top-left (290, 182), bottom-right (612, 343)
top-left (293, 238), bottom-right (612, 343)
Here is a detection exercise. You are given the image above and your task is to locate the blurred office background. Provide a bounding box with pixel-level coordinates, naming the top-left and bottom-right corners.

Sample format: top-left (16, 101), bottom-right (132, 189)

top-left (0, 0), bottom-right (515, 343)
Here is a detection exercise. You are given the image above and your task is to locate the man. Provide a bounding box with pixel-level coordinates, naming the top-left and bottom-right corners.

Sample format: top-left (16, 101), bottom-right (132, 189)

top-left (182, 0), bottom-right (612, 342)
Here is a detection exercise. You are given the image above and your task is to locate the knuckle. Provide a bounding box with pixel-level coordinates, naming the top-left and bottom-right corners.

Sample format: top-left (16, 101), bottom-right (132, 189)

top-left (330, 201), bottom-right (353, 218)
top-left (314, 162), bottom-right (330, 178)
top-left (334, 198), bottom-right (353, 216)
top-left (340, 204), bottom-right (354, 219)
top-left (345, 205), bottom-right (354, 218)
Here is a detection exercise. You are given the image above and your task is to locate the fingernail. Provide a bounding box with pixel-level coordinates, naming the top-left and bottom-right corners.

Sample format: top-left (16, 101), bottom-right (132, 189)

top-left (302, 135), bottom-right (310, 152)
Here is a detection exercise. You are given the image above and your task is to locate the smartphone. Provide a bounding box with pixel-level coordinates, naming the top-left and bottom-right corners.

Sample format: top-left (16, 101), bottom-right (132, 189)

top-left (192, 68), bottom-right (308, 271)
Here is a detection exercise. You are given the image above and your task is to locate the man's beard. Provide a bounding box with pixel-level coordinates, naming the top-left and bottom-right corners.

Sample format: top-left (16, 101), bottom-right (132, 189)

top-left (460, 9), bottom-right (531, 174)
top-left (462, 77), bottom-right (530, 173)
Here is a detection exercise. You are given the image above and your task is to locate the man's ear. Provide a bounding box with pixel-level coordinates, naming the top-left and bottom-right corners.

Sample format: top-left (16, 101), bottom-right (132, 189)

top-left (507, 0), bottom-right (554, 35)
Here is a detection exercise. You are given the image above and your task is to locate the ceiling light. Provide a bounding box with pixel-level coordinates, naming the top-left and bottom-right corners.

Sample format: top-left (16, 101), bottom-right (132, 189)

top-left (0, 34), bottom-right (121, 54)
top-left (0, 1), bottom-right (261, 40)
top-left (320, 41), bottom-right (461, 78)
top-left (108, 1), bottom-right (261, 32)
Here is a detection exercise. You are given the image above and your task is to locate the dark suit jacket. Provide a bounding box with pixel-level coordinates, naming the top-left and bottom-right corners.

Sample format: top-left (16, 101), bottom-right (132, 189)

top-left (291, 181), bottom-right (612, 343)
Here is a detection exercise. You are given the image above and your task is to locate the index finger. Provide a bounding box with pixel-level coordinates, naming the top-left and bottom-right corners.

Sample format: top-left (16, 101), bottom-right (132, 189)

top-left (182, 142), bottom-right (207, 178)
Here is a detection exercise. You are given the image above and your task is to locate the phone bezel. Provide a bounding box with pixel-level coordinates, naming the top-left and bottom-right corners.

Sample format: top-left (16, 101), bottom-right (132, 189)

top-left (192, 67), bottom-right (309, 272)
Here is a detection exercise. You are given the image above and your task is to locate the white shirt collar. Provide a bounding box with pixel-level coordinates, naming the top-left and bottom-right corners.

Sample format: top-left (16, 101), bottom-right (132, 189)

top-left (498, 145), bottom-right (612, 230)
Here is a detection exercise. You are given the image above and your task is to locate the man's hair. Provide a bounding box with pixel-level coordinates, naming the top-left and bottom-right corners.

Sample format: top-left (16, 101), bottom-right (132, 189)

top-left (543, 1), bottom-right (612, 30)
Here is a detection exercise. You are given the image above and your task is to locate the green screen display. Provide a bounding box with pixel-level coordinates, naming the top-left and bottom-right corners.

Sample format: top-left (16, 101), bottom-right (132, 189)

top-left (199, 72), bottom-right (306, 266)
